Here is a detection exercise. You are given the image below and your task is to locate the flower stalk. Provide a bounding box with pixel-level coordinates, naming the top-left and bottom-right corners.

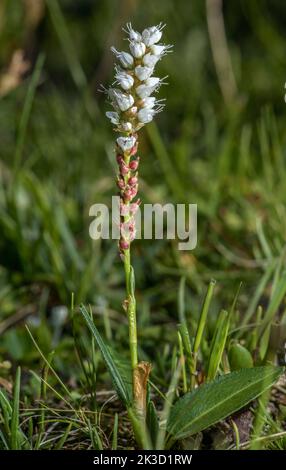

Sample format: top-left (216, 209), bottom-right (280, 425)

top-left (105, 22), bottom-right (172, 415)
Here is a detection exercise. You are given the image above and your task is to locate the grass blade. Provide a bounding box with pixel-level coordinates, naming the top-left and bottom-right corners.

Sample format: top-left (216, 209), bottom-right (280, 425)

top-left (11, 366), bottom-right (21, 450)
top-left (80, 304), bottom-right (131, 406)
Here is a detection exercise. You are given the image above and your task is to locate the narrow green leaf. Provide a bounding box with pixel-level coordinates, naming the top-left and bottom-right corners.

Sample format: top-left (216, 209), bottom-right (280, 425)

top-left (237, 260), bottom-right (275, 336)
top-left (146, 401), bottom-right (159, 447)
top-left (55, 422), bottom-right (73, 450)
top-left (11, 367), bottom-right (21, 450)
top-left (259, 270), bottom-right (286, 337)
top-left (80, 304), bottom-right (131, 406)
top-left (193, 279), bottom-right (216, 354)
top-left (207, 309), bottom-right (229, 381)
top-left (178, 276), bottom-right (186, 325)
top-left (167, 366), bottom-right (283, 440)
top-left (13, 54), bottom-right (45, 177)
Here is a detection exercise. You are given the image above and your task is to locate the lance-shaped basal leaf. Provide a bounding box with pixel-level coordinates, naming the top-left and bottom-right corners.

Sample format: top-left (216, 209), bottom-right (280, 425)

top-left (167, 366), bottom-right (283, 440)
top-left (80, 304), bottom-right (132, 406)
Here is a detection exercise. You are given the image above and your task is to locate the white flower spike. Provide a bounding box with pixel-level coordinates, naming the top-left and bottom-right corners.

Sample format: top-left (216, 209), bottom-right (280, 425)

top-left (105, 23), bottom-right (172, 252)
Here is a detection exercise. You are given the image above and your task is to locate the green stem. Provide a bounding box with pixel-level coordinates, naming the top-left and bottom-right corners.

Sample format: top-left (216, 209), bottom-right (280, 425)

top-left (124, 245), bottom-right (138, 412)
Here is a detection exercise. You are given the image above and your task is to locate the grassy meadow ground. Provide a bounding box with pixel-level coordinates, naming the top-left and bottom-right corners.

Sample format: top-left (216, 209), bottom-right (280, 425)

top-left (0, 0), bottom-right (286, 450)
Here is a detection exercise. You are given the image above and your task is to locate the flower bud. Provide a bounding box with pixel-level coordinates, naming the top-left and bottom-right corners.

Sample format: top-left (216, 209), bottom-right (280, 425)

top-left (119, 239), bottom-right (129, 251)
top-left (129, 230), bottom-right (136, 242)
top-left (129, 41), bottom-right (146, 58)
top-left (117, 178), bottom-right (125, 190)
top-left (128, 176), bottom-right (138, 186)
top-left (130, 143), bottom-right (138, 156)
top-left (128, 106), bottom-right (138, 116)
top-left (130, 201), bottom-right (140, 215)
top-left (120, 203), bottom-right (130, 216)
top-left (130, 186), bottom-right (138, 198)
top-left (129, 158), bottom-right (139, 170)
top-left (119, 161), bottom-right (130, 176)
top-left (124, 188), bottom-right (133, 201)
top-left (121, 122), bottom-right (133, 132)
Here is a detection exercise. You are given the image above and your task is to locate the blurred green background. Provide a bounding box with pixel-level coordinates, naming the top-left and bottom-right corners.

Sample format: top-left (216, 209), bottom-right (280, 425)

top-left (0, 0), bottom-right (286, 382)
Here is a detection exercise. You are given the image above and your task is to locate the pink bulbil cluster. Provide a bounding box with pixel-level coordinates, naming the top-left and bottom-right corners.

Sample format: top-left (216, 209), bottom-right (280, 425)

top-left (116, 139), bottom-right (141, 253)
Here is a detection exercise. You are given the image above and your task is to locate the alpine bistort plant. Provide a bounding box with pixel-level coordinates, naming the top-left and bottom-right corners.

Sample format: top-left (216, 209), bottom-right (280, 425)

top-left (105, 23), bottom-right (172, 416)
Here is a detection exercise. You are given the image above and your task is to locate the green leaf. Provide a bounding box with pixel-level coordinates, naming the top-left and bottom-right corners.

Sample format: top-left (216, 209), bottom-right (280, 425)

top-left (80, 304), bottom-right (131, 406)
top-left (206, 309), bottom-right (229, 381)
top-left (167, 366), bottom-right (283, 441)
top-left (11, 367), bottom-right (21, 450)
top-left (146, 400), bottom-right (159, 447)
top-left (259, 270), bottom-right (286, 336)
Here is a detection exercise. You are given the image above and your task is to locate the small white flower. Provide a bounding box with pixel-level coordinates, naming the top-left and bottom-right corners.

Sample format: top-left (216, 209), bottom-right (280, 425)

top-left (129, 41), bottom-right (146, 58)
top-left (114, 90), bottom-right (134, 111)
top-left (135, 65), bottom-right (153, 81)
top-left (121, 122), bottom-right (133, 132)
top-left (142, 96), bottom-right (156, 109)
top-left (111, 47), bottom-right (134, 68)
top-left (124, 23), bottom-right (142, 42)
top-left (115, 71), bottom-right (134, 90)
top-left (142, 53), bottom-right (160, 68)
top-left (137, 108), bottom-right (155, 123)
top-left (142, 23), bottom-right (165, 46)
top-left (136, 84), bottom-right (156, 99)
top-left (106, 111), bottom-right (120, 125)
top-left (150, 44), bottom-right (172, 56)
top-left (145, 77), bottom-right (160, 87)
top-left (117, 136), bottom-right (136, 151)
